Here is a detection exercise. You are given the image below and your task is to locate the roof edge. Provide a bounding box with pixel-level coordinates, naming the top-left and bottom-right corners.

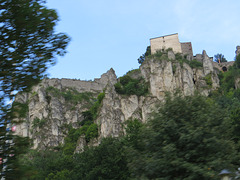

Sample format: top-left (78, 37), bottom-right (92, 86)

top-left (150, 33), bottom-right (178, 40)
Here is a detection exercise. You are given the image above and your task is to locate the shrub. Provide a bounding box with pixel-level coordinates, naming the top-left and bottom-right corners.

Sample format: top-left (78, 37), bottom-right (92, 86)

top-left (114, 75), bottom-right (148, 96)
top-left (46, 86), bottom-right (94, 105)
top-left (189, 60), bottom-right (203, 68)
top-left (204, 74), bottom-right (213, 87)
top-left (126, 69), bottom-right (141, 77)
top-left (85, 124), bottom-right (98, 142)
top-left (11, 102), bottom-right (29, 118)
top-left (32, 118), bottom-right (47, 128)
top-left (172, 64), bottom-right (177, 74)
top-left (234, 54), bottom-right (240, 69)
top-left (175, 53), bottom-right (183, 60)
top-left (137, 46), bottom-right (151, 64)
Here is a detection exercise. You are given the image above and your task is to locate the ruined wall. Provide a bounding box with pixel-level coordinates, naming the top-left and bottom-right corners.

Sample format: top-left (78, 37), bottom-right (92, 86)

top-left (44, 69), bottom-right (116, 93)
top-left (150, 33), bottom-right (182, 54)
top-left (181, 42), bottom-right (193, 56)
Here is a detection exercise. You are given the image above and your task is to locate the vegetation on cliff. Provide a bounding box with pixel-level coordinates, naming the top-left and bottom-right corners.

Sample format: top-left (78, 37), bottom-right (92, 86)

top-left (114, 75), bottom-right (148, 96)
top-left (18, 89), bottom-right (240, 179)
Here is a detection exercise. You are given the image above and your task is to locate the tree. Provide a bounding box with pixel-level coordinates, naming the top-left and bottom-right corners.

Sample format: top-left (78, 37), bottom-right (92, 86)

top-left (214, 53), bottom-right (227, 63)
top-left (0, 0), bottom-right (70, 178)
top-left (137, 46), bottom-right (151, 64)
top-left (73, 137), bottom-right (129, 180)
top-left (127, 94), bottom-right (237, 179)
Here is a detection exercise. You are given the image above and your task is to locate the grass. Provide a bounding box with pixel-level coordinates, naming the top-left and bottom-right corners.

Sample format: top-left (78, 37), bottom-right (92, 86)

top-left (46, 86), bottom-right (94, 105)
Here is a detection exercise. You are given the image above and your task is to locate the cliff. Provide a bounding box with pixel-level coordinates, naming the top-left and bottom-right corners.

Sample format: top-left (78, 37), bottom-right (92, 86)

top-left (13, 50), bottom-right (223, 150)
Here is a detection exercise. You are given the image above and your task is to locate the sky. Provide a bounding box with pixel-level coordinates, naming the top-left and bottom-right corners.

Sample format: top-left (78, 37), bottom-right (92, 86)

top-left (46, 0), bottom-right (240, 80)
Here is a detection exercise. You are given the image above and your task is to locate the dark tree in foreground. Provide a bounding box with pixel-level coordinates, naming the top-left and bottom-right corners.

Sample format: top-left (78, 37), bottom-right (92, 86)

top-left (128, 94), bottom-right (237, 179)
top-left (214, 53), bottom-right (227, 63)
top-left (0, 0), bottom-right (70, 178)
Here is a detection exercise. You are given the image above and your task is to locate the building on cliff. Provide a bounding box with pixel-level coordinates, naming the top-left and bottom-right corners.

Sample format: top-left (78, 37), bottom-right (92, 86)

top-left (150, 33), bottom-right (238, 72)
top-left (150, 33), bottom-right (193, 56)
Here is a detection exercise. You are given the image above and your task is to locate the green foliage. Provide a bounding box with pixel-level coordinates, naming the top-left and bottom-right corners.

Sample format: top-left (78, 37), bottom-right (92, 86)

top-left (32, 118), bottom-right (47, 128)
top-left (79, 110), bottom-right (93, 126)
top-left (172, 64), bottom-right (177, 74)
top-left (137, 46), bottom-right (151, 64)
top-left (154, 50), bottom-right (164, 58)
top-left (62, 127), bottom-right (82, 155)
top-left (46, 86), bottom-right (94, 105)
top-left (175, 52), bottom-right (183, 60)
top-left (126, 69), bottom-right (141, 78)
top-left (73, 137), bottom-right (129, 180)
top-left (234, 54), bottom-right (240, 69)
top-left (177, 55), bottom-right (203, 69)
top-left (18, 150), bottom-right (73, 180)
top-left (114, 75), bottom-right (148, 96)
top-left (11, 102), bottom-right (29, 118)
top-left (17, 90), bottom-right (240, 179)
top-left (219, 68), bottom-right (240, 92)
top-left (30, 91), bottom-right (38, 98)
top-left (189, 59), bottom-right (203, 68)
top-left (89, 91), bottom-right (105, 120)
top-left (85, 123), bottom-right (98, 142)
top-left (0, 0), bottom-right (70, 178)
top-left (127, 94), bottom-right (236, 179)
top-left (204, 74), bottom-right (213, 87)
top-left (0, 0), bottom-right (70, 95)
top-left (62, 92), bottom-right (105, 154)
top-left (19, 138), bottom-right (129, 180)
top-left (123, 119), bottom-right (143, 149)
top-left (63, 91), bottom-right (105, 150)
top-left (214, 53), bottom-right (227, 63)
top-left (46, 169), bottom-right (72, 180)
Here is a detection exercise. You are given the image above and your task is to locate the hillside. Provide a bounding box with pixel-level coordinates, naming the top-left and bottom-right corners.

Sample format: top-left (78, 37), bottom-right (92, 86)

top-left (12, 48), bottom-right (240, 179)
top-left (14, 49), bottom-right (225, 149)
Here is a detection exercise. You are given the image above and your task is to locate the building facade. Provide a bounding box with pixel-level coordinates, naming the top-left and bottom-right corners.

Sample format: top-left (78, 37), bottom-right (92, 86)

top-left (150, 33), bottom-right (193, 56)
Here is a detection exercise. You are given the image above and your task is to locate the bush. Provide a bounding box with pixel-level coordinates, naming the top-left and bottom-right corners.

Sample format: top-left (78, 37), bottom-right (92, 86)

top-left (189, 60), bottom-right (203, 68)
top-left (114, 75), bottom-right (148, 96)
top-left (137, 46), bottom-right (151, 64)
top-left (204, 74), bottom-right (213, 87)
top-left (219, 68), bottom-right (240, 92)
top-left (32, 118), bottom-right (47, 128)
top-left (85, 124), bottom-right (98, 142)
top-left (11, 102), bottom-right (29, 118)
top-left (46, 86), bottom-right (94, 105)
top-left (234, 54), bottom-right (240, 69)
top-left (126, 69), bottom-right (141, 77)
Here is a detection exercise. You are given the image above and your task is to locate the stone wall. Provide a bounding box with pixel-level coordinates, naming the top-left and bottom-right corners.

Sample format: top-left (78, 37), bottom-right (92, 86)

top-left (42, 68), bottom-right (116, 93)
top-left (150, 33), bottom-right (182, 54)
top-left (181, 42), bottom-right (193, 56)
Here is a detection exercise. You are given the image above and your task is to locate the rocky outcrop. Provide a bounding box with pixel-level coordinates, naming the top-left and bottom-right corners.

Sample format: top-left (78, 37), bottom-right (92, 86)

top-left (14, 69), bottom-right (118, 149)
top-left (235, 78), bottom-right (240, 89)
top-left (14, 53), bottom-right (221, 150)
top-left (140, 56), bottom-right (218, 99)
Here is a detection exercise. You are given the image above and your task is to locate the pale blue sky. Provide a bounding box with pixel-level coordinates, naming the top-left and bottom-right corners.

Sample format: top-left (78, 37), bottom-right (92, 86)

top-left (46, 0), bottom-right (240, 80)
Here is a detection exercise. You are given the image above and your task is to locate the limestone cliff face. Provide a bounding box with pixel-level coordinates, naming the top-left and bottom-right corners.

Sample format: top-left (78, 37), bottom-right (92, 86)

top-left (140, 56), bottom-right (219, 100)
top-left (14, 55), bottom-right (220, 150)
